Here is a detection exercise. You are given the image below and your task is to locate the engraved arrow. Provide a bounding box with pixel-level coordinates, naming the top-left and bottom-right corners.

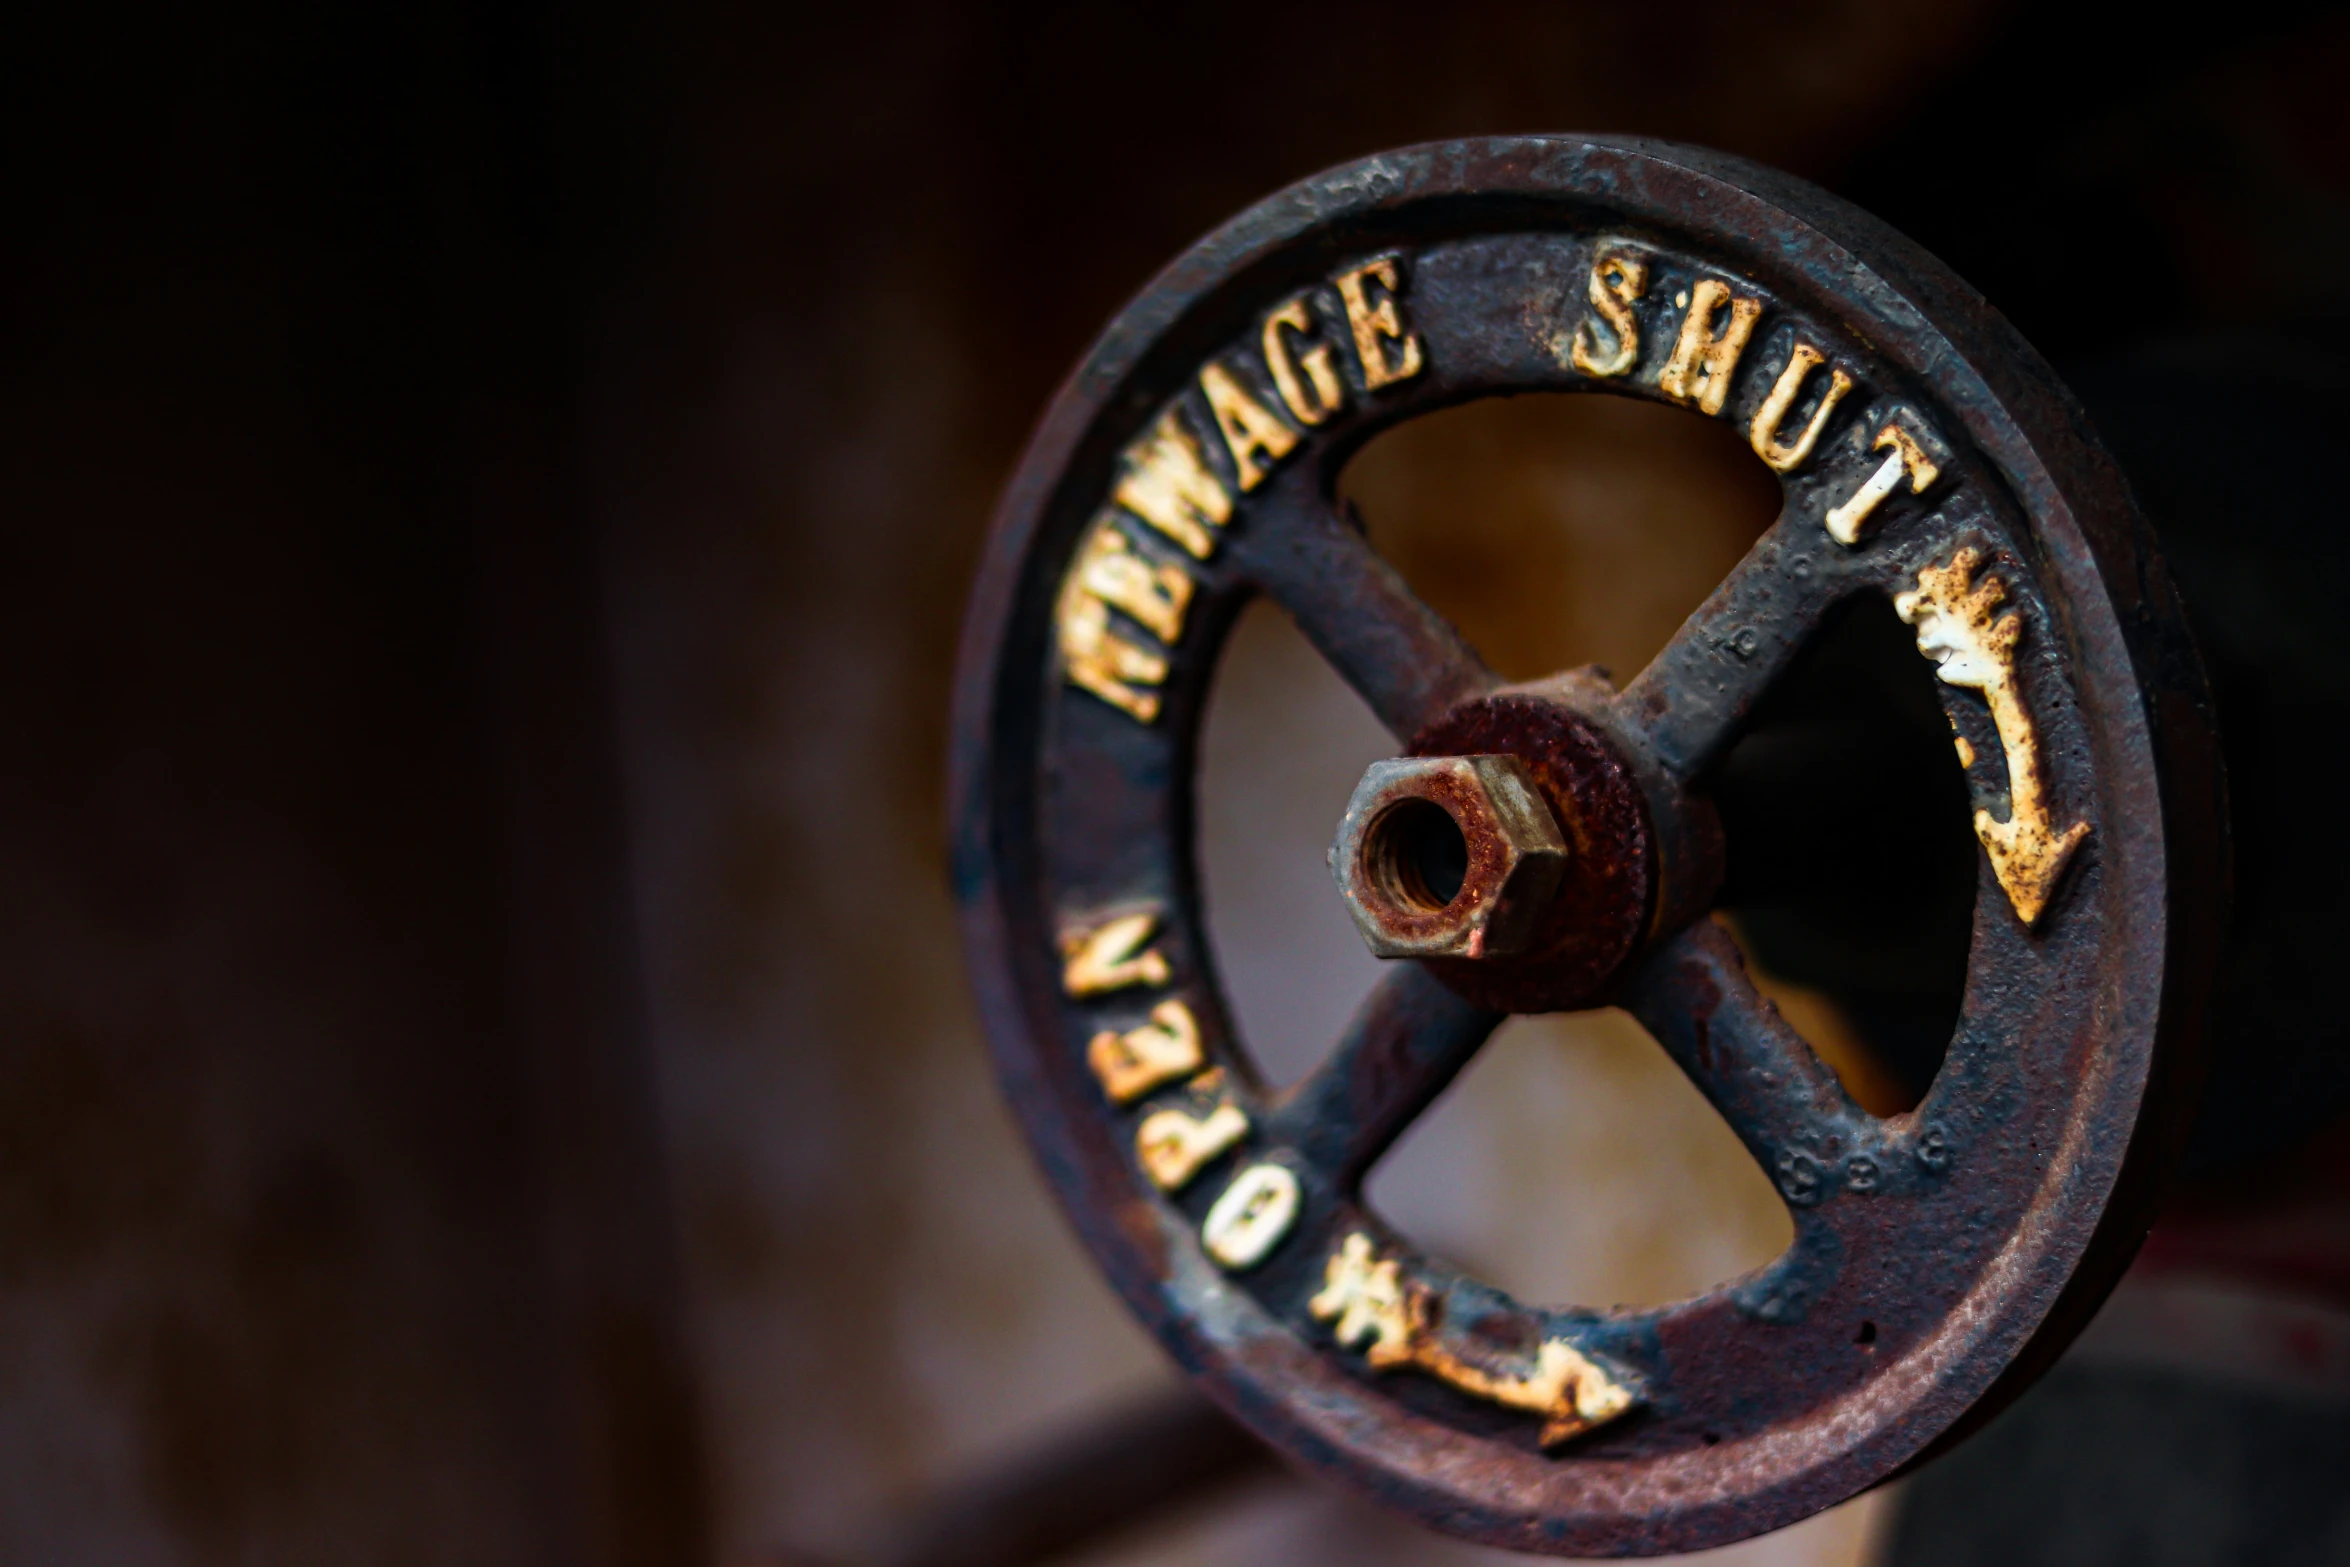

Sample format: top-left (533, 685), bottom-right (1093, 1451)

top-left (1309, 1233), bottom-right (1635, 1448)
top-left (1895, 549), bottom-right (2090, 927)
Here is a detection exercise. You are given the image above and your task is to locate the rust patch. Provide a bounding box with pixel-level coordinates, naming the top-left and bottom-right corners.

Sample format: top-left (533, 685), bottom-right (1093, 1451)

top-left (1407, 693), bottom-right (1658, 1013)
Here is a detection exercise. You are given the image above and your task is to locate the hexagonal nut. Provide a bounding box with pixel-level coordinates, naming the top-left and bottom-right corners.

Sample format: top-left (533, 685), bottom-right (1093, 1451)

top-left (1329, 754), bottom-right (1570, 960)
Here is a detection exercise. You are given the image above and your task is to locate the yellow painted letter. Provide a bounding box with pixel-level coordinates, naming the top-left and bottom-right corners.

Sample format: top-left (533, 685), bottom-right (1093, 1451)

top-left (1089, 999), bottom-right (1206, 1105)
top-left (1335, 257), bottom-right (1425, 391)
top-left (1748, 343), bottom-right (1854, 472)
top-left (1824, 420), bottom-right (1943, 546)
top-left (1659, 278), bottom-right (1763, 416)
top-left (1201, 1163), bottom-right (1301, 1271)
top-left (1114, 408), bottom-right (1233, 559)
top-left (1056, 520), bottom-right (1193, 721)
top-left (1060, 910), bottom-right (1172, 997)
top-left (1199, 362), bottom-right (1298, 491)
top-left (1570, 249), bottom-right (1648, 378)
top-left (1137, 1096), bottom-right (1249, 1192)
top-left (1263, 298), bottom-right (1345, 426)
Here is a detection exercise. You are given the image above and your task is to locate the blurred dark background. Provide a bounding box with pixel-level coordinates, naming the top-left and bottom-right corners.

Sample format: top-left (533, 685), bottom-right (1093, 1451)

top-left (6, 3), bottom-right (2350, 1564)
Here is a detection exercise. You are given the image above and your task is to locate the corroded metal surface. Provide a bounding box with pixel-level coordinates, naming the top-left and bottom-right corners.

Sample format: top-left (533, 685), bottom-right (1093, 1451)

top-left (1405, 691), bottom-right (1664, 1015)
top-left (1330, 753), bottom-right (1569, 961)
top-left (951, 137), bottom-right (2223, 1554)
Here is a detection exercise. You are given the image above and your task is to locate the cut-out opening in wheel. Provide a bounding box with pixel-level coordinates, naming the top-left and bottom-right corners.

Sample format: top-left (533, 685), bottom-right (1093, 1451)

top-left (1198, 600), bottom-right (1390, 1090)
top-left (1363, 1010), bottom-right (1793, 1311)
top-left (1340, 392), bottom-right (1780, 685)
top-left (1710, 593), bottom-right (1978, 1114)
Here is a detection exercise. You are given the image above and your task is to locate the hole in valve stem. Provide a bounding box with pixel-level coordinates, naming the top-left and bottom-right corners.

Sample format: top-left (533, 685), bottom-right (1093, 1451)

top-left (1368, 798), bottom-right (1469, 911)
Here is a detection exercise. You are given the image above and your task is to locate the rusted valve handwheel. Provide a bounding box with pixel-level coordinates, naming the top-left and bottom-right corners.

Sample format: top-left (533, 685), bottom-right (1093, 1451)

top-left (950, 138), bottom-right (2222, 1554)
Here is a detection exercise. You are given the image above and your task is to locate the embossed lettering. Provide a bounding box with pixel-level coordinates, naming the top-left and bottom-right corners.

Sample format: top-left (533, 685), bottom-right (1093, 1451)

top-left (1262, 298), bottom-right (1345, 427)
top-left (1059, 909), bottom-right (1172, 997)
top-left (1076, 519), bottom-right (1192, 640)
top-left (1570, 248), bottom-right (1648, 378)
top-left (1200, 1162), bottom-right (1301, 1271)
top-left (1136, 1089), bottom-right (1249, 1192)
top-left (1114, 408), bottom-right (1233, 559)
top-left (1198, 362), bottom-right (1298, 491)
top-left (1335, 257), bottom-right (1425, 390)
top-left (1825, 418), bottom-right (1942, 545)
top-left (1748, 342), bottom-right (1854, 471)
top-left (1659, 279), bottom-right (1763, 416)
top-left (1088, 998), bottom-right (1206, 1105)
top-left (1056, 520), bottom-right (1194, 721)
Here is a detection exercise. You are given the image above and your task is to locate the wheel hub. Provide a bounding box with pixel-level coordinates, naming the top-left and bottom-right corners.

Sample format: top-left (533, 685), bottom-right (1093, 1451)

top-left (1329, 687), bottom-right (1677, 1014)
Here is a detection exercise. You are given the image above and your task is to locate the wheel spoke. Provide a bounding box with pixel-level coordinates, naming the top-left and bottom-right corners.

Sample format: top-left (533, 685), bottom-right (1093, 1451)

top-left (1622, 920), bottom-right (1862, 1185)
top-left (1610, 509), bottom-right (1832, 782)
top-left (1263, 962), bottom-right (1502, 1188)
top-left (1232, 465), bottom-right (1499, 742)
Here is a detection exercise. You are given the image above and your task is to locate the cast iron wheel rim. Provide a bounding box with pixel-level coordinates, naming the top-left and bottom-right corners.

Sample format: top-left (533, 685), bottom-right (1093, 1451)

top-left (949, 136), bottom-right (2222, 1555)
